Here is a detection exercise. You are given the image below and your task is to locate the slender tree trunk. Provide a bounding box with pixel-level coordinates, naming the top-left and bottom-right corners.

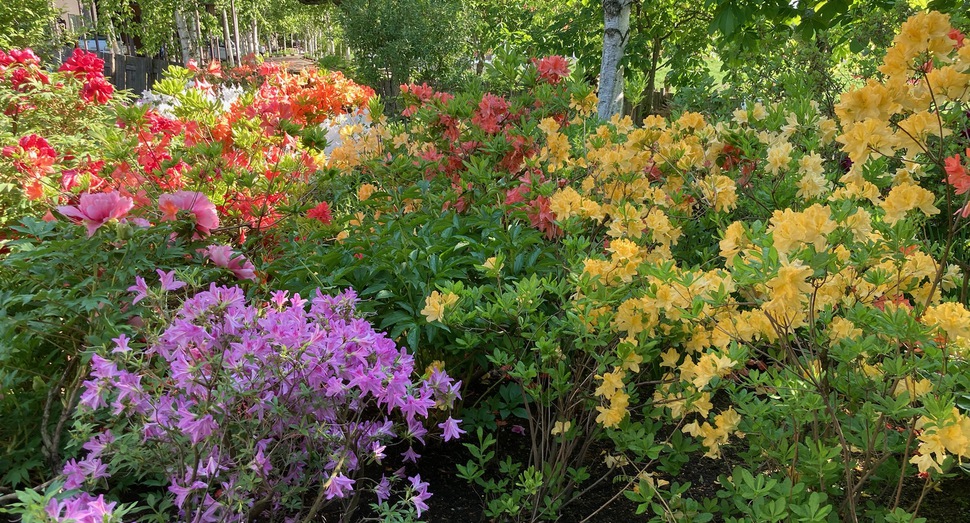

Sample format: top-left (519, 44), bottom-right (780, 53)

top-left (231, 0), bottom-right (243, 59)
top-left (252, 18), bottom-right (259, 55)
top-left (174, 10), bottom-right (193, 65)
top-left (221, 9), bottom-right (235, 66)
top-left (645, 35), bottom-right (662, 116)
top-left (193, 8), bottom-right (203, 62)
top-left (597, 0), bottom-right (632, 119)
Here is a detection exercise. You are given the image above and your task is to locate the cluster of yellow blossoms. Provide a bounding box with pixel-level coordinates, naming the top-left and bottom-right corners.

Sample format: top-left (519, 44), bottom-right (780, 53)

top-left (541, 11), bottom-right (970, 461)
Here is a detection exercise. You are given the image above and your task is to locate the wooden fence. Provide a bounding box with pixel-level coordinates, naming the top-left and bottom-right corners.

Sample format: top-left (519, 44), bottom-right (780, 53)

top-left (54, 48), bottom-right (178, 94)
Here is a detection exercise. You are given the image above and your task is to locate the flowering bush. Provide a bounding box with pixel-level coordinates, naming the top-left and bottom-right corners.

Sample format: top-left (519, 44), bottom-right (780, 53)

top-left (65, 279), bottom-right (461, 522)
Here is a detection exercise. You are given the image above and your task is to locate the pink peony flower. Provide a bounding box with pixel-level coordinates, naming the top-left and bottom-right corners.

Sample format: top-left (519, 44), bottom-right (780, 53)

top-left (158, 191), bottom-right (219, 237)
top-left (202, 244), bottom-right (256, 281)
top-left (57, 191), bottom-right (134, 237)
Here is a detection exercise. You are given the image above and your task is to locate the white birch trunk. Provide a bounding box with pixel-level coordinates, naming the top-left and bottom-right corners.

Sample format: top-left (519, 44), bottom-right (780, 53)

top-left (174, 10), bottom-right (193, 65)
top-left (193, 8), bottom-right (203, 62)
top-left (222, 9), bottom-right (235, 66)
top-left (597, 0), bottom-right (631, 119)
top-left (252, 18), bottom-right (259, 55)
top-left (231, 0), bottom-right (243, 58)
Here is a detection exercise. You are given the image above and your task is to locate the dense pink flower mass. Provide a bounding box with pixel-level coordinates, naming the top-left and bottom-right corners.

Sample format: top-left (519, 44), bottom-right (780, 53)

top-left (158, 191), bottom-right (219, 237)
top-left (72, 285), bottom-right (463, 520)
top-left (57, 191), bottom-right (134, 237)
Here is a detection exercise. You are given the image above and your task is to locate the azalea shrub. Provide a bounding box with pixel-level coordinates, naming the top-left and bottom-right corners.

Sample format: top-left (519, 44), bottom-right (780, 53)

top-left (0, 205), bottom-right (254, 487)
top-left (3, 8), bottom-right (970, 523)
top-left (50, 279), bottom-right (461, 523)
top-left (0, 49), bottom-right (117, 229)
top-left (273, 13), bottom-right (970, 522)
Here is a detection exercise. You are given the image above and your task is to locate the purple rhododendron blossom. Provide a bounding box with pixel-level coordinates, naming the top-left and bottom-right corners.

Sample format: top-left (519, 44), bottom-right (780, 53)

top-left (409, 474), bottom-right (432, 517)
top-left (325, 473), bottom-right (355, 500)
top-left (71, 284), bottom-right (463, 520)
top-left (46, 493), bottom-right (118, 523)
top-left (438, 417), bottom-right (466, 442)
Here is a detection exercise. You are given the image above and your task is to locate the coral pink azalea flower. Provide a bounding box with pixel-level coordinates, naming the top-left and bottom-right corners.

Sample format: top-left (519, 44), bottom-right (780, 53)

top-left (57, 191), bottom-right (134, 237)
top-left (158, 191), bottom-right (219, 237)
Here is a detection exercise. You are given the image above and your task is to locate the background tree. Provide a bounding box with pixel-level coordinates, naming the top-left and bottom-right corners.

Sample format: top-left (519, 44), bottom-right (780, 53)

top-left (338, 0), bottom-right (470, 99)
top-left (0, 0), bottom-right (57, 50)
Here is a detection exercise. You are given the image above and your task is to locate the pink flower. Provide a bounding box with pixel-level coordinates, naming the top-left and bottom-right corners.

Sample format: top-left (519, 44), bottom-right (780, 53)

top-left (57, 191), bottom-right (134, 237)
top-left (202, 244), bottom-right (257, 281)
top-left (158, 191), bottom-right (219, 237)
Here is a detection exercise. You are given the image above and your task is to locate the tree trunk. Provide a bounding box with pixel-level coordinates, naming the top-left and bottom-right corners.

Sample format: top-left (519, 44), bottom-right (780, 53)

top-left (193, 8), bottom-right (203, 62)
top-left (644, 34), bottom-right (662, 116)
top-left (231, 0), bottom-right (243, 59)
top-left (252, 18), bottom-right (259, 55)
top-left (597, 0), bottom-right (632, 119)
top-left (222, 9), bottom-right (235, 66)
top-left (174, 10), bottom-right (193, 65)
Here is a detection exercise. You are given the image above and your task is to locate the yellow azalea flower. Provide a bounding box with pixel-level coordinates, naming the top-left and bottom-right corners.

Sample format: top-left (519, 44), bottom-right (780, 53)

top-left (895, 111), bottom-right (949, 157)
top-left (766, 261), bottom-right (814, 315)
top-left (549, 187), bottom-right (583, 219)
top-left (892, 377), bottom-right (933, 400)
top-left (719, 221), bottom-right (746, 261)
top-left (608, 238), bottom-right (640, 261)
top-left (769, 204), bottom-right (836, 255)
top-left (594, 369), bottom-right (626, 399)
top-left (732, 108), bottom-right (749, 124)
top-left (828, 317), bottom-right (863, 343)
top-left (357, 183), bottom-right (377, 201)
top-left (880, 183), bottom-right (939, 225)
top-left (926, 66), bottom-right (970, 102)
top-left (421, 291), bottom-right (459, 323)
top-left (676, 111), bottom-right (706, 130)
top-left (700, 174), bottom-right (738, 212)
top-left (835, 79), bottom-right (901, 124)
top-left (538, 117), bottom-right (559, 135)
top-left (423, 360), bottom-right (445, 377)
top-left (551, 420), bottom-right (572, 436)
top-left (837, 118), bottom-right (896, 164)
top-left (922, 302), bottom-right (970, 340)
top-left (817, 117), bottom-right (838, 145)
top-left (751, 102), bottom-right (768, 121)
top-left (620, 350), bottom-right (642, 373)
top-left (766, 141), bottom-right (793, 175)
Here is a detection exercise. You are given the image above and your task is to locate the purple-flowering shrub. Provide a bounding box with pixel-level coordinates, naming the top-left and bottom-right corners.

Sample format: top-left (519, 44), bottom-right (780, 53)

top-left (45, 493), bottom-right (122, 523)
top-left (67, 277), bottom-right (463, 522)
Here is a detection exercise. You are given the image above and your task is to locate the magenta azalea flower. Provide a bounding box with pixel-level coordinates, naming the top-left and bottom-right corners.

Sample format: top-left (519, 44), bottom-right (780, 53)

top-left (57, 191), bottom-right (133, 237)
top-left (158, 191), bottom-right (219, 237)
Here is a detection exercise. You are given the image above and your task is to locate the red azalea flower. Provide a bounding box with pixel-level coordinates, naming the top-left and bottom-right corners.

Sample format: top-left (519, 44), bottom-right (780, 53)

top-left (533, 56), bottom-right (570, 84)
top-left (307, 201), bottom-right (332, 224)
top-left (59, 49), bottom-right (104, 77)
